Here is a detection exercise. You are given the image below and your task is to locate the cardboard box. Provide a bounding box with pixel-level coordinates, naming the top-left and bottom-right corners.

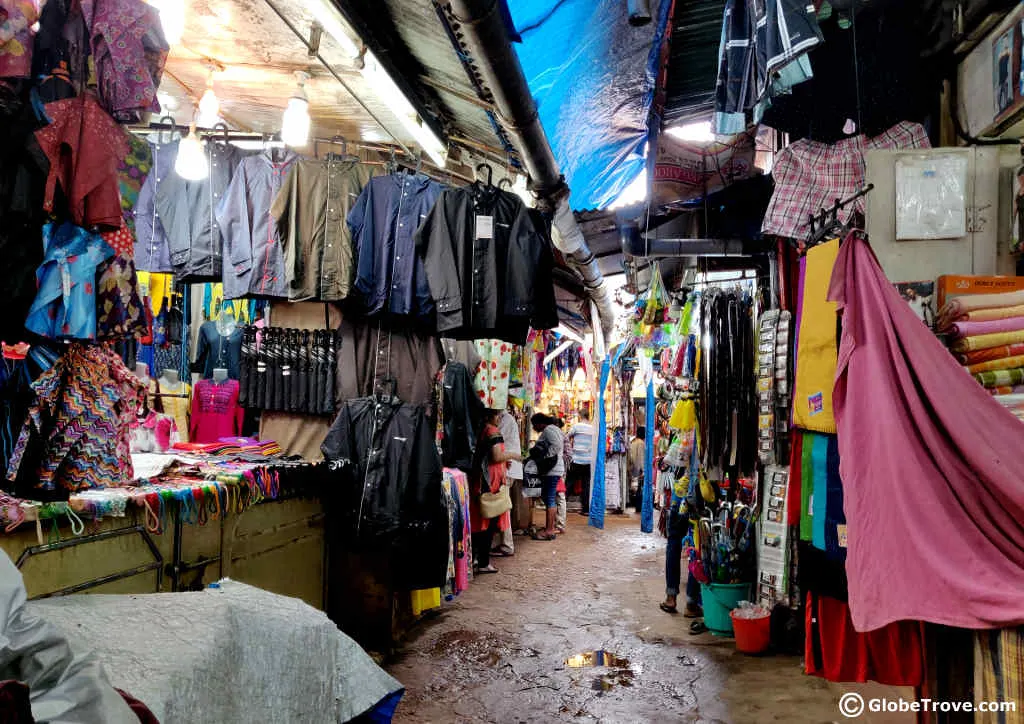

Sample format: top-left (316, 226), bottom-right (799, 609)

top-left (936, 275), bottom-right (1024, 309)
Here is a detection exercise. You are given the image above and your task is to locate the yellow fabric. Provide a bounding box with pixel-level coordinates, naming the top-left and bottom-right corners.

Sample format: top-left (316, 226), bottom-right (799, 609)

top-left (410, 588), bottom-right (441, 616)
top-left (953, 329), bottom-right (1024, 353)
top-left (966, 354), bottom-right (1024, 375)
top-left (793, 239), bottom-right (840, 434)
top-left (149, 380), bottom-right (191, 443)
top-left (136, 272), bottom-right (173, 314)
top-left (669, 399), bottom-right (696, 431)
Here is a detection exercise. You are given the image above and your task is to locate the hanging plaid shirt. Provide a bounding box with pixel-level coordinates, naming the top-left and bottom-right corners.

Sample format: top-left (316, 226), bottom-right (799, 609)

top-left (762, 121), bottom-right (930, 240)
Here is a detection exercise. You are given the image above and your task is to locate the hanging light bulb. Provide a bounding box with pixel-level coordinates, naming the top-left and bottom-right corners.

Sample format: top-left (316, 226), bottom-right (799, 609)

top-left (281, 71), bottom-right (311, 148)
top-left (197, 68), bottom-right (219, 127)
top-left (152, 0), bottom-right (185, 46)
top-left (175, 124), bottom-right (208, 180)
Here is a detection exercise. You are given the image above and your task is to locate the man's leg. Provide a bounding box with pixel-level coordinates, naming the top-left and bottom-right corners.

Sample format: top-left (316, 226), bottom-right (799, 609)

top-left (556, 491), bottom-right (567, 531)
top-left (580, 464), bottom-right (592, 515)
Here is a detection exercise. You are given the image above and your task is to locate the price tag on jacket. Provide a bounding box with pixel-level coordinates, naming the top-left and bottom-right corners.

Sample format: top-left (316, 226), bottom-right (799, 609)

top-left (475, 215), bottom-right (493, 239)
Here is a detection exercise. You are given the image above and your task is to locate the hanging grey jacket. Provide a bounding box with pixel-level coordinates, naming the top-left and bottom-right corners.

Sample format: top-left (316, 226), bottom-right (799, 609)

top-left (714, 0), bottom-right (823, 134)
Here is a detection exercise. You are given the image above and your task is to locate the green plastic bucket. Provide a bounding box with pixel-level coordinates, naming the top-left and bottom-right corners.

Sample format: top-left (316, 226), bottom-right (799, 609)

top-left (700, 582), bottom-right (751, 636)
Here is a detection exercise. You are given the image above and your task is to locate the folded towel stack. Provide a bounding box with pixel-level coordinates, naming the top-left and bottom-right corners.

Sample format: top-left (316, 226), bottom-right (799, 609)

top-left (938, 290), bottom-right (1024, 408)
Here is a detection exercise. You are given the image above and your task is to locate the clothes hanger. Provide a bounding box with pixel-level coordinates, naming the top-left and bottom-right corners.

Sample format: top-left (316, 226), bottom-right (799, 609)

top-left (157, 115), bottom-right (177, 145)
top-left (386, 147), bottom-right (397, 175)
top-left (414, 149), bottom-right (423, 175)
top-left (212, 121), bottom-right (230, 147)
top-left (475, 162), bottom-right (494, 188)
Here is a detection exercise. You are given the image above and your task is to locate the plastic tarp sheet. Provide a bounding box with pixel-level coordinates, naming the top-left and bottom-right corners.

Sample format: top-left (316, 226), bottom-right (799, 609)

top-left (29, 580), bottom-right (404, 722)
top-left (509, 0), bottom-right (673, 211)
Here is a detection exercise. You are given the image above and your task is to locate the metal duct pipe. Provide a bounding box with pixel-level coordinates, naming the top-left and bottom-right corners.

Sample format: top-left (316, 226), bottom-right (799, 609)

top-left (627, 0), bottom-right (652, 26)
top-left (447, 0), bottom-right (616, 346)
top-left (620, 221), bottom-right (745, 257)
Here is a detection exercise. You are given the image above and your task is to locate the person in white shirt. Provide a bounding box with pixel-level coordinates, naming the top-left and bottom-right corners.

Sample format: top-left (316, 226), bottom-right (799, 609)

top-left (494, 410), bottom-right (524, 555)
top-left (567, 414), bottom-right (595, 516)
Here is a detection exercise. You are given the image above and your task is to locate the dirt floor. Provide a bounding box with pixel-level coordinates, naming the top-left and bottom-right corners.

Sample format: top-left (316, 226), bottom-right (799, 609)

top-left (386, 510), bottom-right (915, 723)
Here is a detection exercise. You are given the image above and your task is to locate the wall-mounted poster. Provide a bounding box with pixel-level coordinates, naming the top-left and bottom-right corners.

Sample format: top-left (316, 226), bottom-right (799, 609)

top-left (895, 154), bottom-right (969, 240)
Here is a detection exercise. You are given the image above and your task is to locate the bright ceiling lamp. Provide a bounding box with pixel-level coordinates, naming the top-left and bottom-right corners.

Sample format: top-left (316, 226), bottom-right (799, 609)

top-left (304, 0), bottom-right (360, 58)
top-left (197, 65), bottom-right (220, 127)
top-left (360, 49), bottom-right (446, 167)
top-left (281, 71), bottom-right (311, 148)
top-left (150, 0), bottom-right (184, 46)
top-left (175, 124), bottom-right (208, 180)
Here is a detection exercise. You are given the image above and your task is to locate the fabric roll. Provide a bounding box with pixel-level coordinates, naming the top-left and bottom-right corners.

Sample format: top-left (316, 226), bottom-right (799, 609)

top-left (952, 329), bottom-right (1024, 353)
top-left (957, 343), bottom-right (1024, 365)
top-left (811, 433), bottom-right (828, 551)
top-left (973, 368), bottom-right (1024, 389)
top-left (950, 317), bottom-right (1024, 339)
top-left (793, 239), bottom-right (840, 434)
top-left (966, 355), bottom-right (1024, 375)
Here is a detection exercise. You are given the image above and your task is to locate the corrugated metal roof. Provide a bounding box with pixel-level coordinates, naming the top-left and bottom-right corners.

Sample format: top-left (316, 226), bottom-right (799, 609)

top-left (663, 0), bottom-right (725, 126)
top-left (340, 0), bottom-right (516, 164)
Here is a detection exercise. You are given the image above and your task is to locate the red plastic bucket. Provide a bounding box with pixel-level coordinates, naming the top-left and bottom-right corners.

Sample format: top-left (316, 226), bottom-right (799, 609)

top-left (730, 609), bottom-right (771, 654)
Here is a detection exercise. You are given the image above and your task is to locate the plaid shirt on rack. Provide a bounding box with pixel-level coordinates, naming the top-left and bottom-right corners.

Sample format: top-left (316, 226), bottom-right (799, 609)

top-left (763, 121), bottom-right (931, 240)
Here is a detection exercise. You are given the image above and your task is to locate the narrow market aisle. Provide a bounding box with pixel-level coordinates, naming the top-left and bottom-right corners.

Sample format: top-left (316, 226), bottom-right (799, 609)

top-left (387, 513), bottom-right (846, 723)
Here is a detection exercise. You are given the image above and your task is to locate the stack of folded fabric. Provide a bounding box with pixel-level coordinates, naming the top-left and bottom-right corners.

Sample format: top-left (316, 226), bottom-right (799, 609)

top-left (938, 290), bottom-right (1024, 402)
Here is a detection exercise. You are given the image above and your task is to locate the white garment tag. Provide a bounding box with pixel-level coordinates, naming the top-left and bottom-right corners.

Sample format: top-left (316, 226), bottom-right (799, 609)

top-left (476, 215), bottom-right (494, 239)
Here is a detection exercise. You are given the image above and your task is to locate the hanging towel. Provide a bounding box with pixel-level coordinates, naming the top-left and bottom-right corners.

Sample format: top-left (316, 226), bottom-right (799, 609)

top-left (957, 342), bottom-right (1024, 365)
top-left (786, 431), bottom-right (804, 527)
top-left (793, 239), bottom-right (840, 434)
top-left (800, 431), bottom-right (814, 541)
top-left (830, 231), bottom-right (1024, 632)
top-left (811, 433), bottom-right (828, 550)
top-left (950, 317), bottom-right (1024, 339)
top-left (823, 435), bottom-right (846, 561)
top-left (974, 627), bottom-right (1024, 719)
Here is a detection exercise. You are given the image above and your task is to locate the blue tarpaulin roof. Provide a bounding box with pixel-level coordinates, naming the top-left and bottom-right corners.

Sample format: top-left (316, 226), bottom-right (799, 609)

top-left (508, 0), bottom-right (672, 211)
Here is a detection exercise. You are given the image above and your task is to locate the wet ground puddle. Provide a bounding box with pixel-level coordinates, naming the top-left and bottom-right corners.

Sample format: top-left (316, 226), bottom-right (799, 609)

top-left (565, 651), bottom-right (639, 692)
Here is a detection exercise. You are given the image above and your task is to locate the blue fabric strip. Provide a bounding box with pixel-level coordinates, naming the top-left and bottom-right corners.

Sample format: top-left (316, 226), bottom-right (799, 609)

top-left (588, 359), bottom-right (611, 530)
top-left (811, 433), bottom-right (829, 550)
top-left (642, 379), bottom-right (655, 533)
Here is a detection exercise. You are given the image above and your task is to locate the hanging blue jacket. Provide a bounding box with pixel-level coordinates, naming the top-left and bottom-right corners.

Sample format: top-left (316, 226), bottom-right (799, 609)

top-left (714, 0), bottom-right (823, 134)
top-left (26, 223), bottom-right (114, 341)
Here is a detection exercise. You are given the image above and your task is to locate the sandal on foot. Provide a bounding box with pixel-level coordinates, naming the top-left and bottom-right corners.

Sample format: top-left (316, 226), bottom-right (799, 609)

top-left (659, 602), bottom-right (678, 614)
top-left (476, 565), bottom-right (498, 574)
top-left (689, 620), bottom-right (708, 635)
top-left (531, 532), bottom-right (556, 541)
top-left (683, 604), bottom-right (703, 618)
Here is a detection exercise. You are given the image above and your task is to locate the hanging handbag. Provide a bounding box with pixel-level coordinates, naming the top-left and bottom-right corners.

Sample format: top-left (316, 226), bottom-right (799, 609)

top-left (479, 484), bottom-right (513, 518)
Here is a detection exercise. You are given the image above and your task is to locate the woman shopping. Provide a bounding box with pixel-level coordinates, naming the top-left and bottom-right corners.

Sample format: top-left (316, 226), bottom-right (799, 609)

top-left (529, 413), bottom-right (566, 541)
top-left (471, 410), bottom-right (521, 574)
